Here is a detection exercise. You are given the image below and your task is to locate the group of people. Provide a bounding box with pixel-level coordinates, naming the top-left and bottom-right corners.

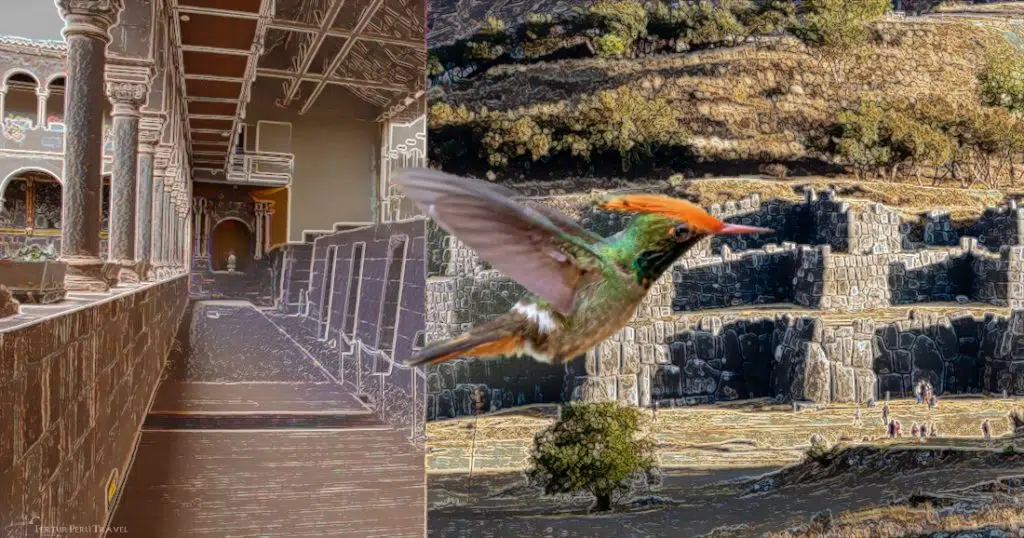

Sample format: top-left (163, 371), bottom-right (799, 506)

top-left (861, 392), bottom-right (942, 440)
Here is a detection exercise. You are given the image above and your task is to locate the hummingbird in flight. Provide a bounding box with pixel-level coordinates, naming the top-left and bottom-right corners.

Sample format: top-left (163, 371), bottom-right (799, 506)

top-left (395, 168), bottom-right (773, 368)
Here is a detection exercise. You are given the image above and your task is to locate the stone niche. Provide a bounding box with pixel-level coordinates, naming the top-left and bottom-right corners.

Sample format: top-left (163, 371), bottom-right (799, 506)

top-left (188, 190), bottom-right (276, 306)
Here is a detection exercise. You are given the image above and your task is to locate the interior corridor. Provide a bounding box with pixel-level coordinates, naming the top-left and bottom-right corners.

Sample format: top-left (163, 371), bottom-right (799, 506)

top-left (108, 300), bottom-right (426, 537)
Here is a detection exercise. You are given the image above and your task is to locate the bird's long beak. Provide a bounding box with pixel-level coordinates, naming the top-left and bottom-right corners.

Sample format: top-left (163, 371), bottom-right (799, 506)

top-left (716, 223), bottom-right (774, 235)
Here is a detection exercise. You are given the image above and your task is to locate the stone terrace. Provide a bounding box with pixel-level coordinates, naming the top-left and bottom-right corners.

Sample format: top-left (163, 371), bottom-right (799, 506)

top-left (423, 189), bottom-right (1024, 419)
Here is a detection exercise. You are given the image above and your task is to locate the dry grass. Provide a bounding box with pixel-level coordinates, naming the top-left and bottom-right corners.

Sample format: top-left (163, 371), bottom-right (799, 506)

top-left (935, 1), bottom-right (1024, 15)
top-left (426, 398), bottom-right (1024, 473)
top-left (765, 501), bottom-right (1024, 538)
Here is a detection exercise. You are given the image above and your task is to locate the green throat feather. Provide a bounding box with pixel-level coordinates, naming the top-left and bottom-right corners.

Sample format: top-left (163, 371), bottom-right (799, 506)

top-left (599, 214), bottom-right (704, 288)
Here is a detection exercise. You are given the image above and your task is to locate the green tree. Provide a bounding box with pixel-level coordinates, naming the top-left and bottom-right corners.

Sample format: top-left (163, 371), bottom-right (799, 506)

top-left (526, 402), bottom-right (659, 512)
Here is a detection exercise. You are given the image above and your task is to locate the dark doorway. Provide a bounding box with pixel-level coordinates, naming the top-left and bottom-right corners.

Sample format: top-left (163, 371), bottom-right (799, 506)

top-left (210, 219), bottom-right (252, 272)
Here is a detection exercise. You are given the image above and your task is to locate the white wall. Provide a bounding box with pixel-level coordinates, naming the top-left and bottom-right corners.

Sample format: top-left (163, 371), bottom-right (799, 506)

top-left (245, 82), bottom-right (382, 242)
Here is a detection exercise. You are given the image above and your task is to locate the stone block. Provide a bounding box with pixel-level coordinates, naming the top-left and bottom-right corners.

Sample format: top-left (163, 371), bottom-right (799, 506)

top-left (21, 363), bottom-right (44, 454)
top-left (618, 375), bottom-right (638, 406)
top-left (598, 340), bottom-right (621, 375)
top-left (575, 376), bottom-right (617, 403)
top-left (802, 344), bottom-right (831, 403)
top-left (621, 344), bottom-right (641, 375)
top-left (853, 369), bottom-right (877, 404)
top-left (638, 365), bottom-right (652, 407)
top-left (831, 363), bottom-right (856, 403)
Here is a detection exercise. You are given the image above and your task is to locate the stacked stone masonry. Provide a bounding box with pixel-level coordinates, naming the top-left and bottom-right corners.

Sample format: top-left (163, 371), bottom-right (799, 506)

top-left (0, 277), bottom-right (189, 535)
top-left (422, 188), bottom-right (1024, 419)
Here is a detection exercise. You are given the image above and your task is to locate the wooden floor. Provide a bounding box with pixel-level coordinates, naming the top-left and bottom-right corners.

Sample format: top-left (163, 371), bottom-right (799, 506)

top-left (110, 302), bottom-right (426, 537)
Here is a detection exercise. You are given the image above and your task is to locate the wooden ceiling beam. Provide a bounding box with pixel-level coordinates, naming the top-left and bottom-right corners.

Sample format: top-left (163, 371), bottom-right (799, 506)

top-left (280, 0), bottom-right (348, 106)
top-left (299, 0), bottom-right (386, 115)
top-left (268, 19), bottom-right (426, 51)
top-left (257, 67), bottom-right (408, 92)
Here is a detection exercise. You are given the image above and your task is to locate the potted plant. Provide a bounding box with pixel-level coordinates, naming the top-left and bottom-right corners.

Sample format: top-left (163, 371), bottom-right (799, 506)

top-left (0, 243), bottom-right (67, 304)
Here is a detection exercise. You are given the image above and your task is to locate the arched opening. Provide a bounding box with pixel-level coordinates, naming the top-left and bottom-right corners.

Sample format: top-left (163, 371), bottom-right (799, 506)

top-left (210, 219), bottom-right (252, 272)
top-left (0, 169), bottom-right (61, 229)
top-left (45, 76), bottom-right (65, 129)
top-left (3, 72), bottom-right (40, 129)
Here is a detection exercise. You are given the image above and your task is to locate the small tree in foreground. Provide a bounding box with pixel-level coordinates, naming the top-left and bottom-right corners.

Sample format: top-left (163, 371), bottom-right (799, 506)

top-left (526, 402), bottom-right (659, 512)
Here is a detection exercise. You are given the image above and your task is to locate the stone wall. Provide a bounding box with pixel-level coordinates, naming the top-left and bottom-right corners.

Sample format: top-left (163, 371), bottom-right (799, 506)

top-left (276, 243), bottom-right (313, 314)
top-left (421, 188), bottom-right (1024, 418)
top-left (0, 276), bottom-right (189, 535)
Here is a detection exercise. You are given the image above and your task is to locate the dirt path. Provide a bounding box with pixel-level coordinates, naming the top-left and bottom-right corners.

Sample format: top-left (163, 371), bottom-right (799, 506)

top-left (428, 448), bottom-right (1024, 537)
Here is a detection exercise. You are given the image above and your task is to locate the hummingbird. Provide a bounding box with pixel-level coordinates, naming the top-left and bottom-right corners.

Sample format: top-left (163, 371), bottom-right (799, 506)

top-left (395, 168), bottom-right (773, 368)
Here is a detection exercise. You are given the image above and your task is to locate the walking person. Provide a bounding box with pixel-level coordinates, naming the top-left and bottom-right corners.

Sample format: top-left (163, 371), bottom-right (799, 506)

top-left (882, 402), bottom-right (891, 425)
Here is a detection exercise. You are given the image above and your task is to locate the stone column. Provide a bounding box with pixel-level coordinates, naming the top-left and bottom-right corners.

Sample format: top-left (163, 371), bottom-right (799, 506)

top-left (136, 115), bottom-right (161, 276)
top-left (105, 64), bottom-right (151, 283)
top-left (36, 88), bottom-right (48, 128)
top-left (0, 88), bottom-right (6, 119)
top-left (149, 170), bottom-right (165, 276)
top-left (56, 0), bottom-right (124, 292)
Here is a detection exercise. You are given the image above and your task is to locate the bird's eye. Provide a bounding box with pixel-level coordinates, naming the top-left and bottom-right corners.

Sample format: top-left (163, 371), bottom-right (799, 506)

top-left (673, 223), bottom-right (691, 241)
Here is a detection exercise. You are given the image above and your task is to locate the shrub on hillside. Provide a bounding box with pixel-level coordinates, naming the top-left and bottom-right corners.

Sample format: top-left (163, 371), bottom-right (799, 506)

top-left (741, 0), bottom-right (798, 37)
top-left (793, 0), bottom-right (890, 50)
top-left (823, 99), bottom-right (1024, 186)
top-left (577, 0), bottom-right (648, 44)
top-left (465, 16), bottom-right (510, 61)
top-left (647, 0), bottom-right (751, 48)
top-left (595, 33), bottom-right (629, 57)
top-left (978, 48), bottom-right (1024, 114)
top-left (526, 402), bottom-right (659, 512)
top-left (429, 86), bottom-right (687, 174)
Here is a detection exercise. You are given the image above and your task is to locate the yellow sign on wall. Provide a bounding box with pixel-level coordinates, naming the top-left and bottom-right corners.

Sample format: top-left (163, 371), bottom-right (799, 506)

top-left (106, 469), bottom-right (119, 509)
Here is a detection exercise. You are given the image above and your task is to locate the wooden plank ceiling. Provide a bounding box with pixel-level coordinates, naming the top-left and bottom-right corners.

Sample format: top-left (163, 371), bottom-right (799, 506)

top-left (173, 0), bottom-right (426, 174)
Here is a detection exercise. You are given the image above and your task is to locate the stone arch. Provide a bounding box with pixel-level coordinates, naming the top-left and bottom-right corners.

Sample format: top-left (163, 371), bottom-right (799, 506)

top-left (0, 166), bottom-right (60, 196)
top-left (2, 70), bottom-right (41, 127)
top-left (209, 217), bottom-right (253, 272)
top-left (1, 69), bottom-right (40, 89)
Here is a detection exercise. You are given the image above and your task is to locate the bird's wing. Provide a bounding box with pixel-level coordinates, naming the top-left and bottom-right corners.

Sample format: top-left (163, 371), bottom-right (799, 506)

top-left (399, 168), bottom-right (605, 245)
top-left (395, 168), bottom-right (609, 314)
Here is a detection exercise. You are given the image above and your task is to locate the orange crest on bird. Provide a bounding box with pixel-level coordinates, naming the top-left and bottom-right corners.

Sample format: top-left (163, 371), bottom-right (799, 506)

top-left (598, 194), bottom-right (772, 236)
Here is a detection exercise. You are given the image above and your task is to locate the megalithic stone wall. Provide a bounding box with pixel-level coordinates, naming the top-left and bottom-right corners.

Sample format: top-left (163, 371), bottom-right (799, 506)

top-left (422, 188), bottom-right (1024, 419)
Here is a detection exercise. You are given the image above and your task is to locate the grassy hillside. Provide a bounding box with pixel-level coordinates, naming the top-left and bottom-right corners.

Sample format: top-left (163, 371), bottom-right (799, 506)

top-left (427, 2), bottom-right (1024, 188)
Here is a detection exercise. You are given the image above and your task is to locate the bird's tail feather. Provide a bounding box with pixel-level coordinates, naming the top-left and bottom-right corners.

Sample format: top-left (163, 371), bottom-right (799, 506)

top-left (407, 321), bottom-right (524, 368)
